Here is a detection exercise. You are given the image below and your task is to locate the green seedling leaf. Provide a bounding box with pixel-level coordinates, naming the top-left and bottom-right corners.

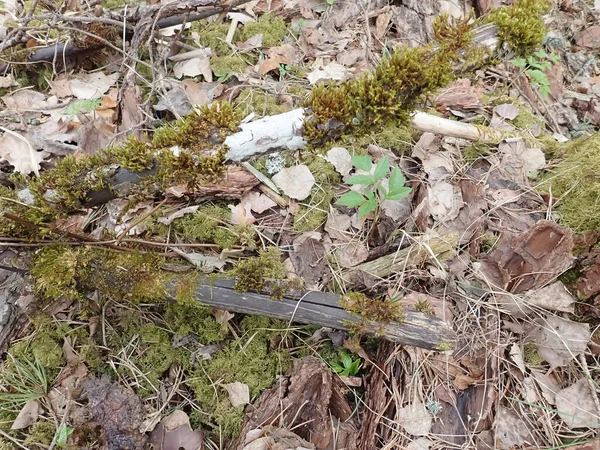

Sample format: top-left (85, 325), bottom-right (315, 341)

top-left (512, 57), bottom-right (527, 69)
top-left (388, 167), bottom-right (406, 192)
top-left (549, 53), bottom-right (561, 63)
top-left (336, 191), bottom-right (366, 208)
top-left (386, 186), bottom-right (412, 201)
top-left (527, 69), bottom-right (549, 86)
top-left (332, 363), bottom-right (343, 372)
top-left (56, 424), bottom-right (74, 449)
top-left (346, 174), bottom-right (375, 185)
top-left (378, 185), bottom-right (388, 198)
top-left (340, 351), bottom-right (352, 368)
top-left (358, 197), bottom-right (377, 218)
top-left (538, 84), bottom-right (551, 98)
top-left (364, 188), bottom-right (376, 200)
top-left (352, 155), bottom-right (372, 172)
top-left (533, 49), bottom-right (547, 59)
top-left (348, 358), bottom-right (361, 376)
top-left (373, 156), bottom-right (390, 181)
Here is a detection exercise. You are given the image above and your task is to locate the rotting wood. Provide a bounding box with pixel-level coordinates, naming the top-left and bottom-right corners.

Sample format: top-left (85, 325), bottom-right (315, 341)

top-left (167, 277), bottom-right (457, 350)
top-left (342, 232), bottom-right (459, 285)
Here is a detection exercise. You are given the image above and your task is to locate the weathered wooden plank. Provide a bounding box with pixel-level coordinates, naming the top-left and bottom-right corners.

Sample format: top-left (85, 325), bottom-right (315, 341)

top-left (173, 277), bottom-right (456, 351)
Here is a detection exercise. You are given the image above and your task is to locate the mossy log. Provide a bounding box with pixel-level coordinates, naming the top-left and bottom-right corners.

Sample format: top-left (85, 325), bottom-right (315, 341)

top-left (173, 277), bottom-right (456, 351)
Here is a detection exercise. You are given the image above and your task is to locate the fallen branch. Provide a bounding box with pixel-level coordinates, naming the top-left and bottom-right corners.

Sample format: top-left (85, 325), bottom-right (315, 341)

top-left (171, 277), bottom-right (456, 350)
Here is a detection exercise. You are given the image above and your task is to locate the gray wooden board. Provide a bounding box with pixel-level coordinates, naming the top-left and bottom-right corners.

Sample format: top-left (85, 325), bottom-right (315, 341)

top-left (168, 277), bottom-right (456, 350)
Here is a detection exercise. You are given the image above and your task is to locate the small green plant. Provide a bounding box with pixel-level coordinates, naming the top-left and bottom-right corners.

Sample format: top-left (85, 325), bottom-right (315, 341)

top-left (331, 350), bottom-right (361, 376)
top-left (336, 155), bottom-right (411, 219)
top-left (55, 423), bottom-right (74, 448)
top-left (66, 98), bottom-right (102, 118)
top-left (511, 49), bottom-right (560, 97)
top-left (0, 355), bottom-right (48, 408)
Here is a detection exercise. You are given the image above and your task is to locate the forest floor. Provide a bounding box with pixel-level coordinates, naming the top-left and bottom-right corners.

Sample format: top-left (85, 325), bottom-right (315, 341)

top-left (0, 0), bottom-right (600, 449)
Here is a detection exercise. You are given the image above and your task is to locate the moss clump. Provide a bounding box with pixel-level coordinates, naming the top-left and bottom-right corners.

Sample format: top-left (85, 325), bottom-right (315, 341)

top-left (30, 246), bottom-right (169, 303)
top-left (233, 247), bottom-right (286, 293)
top-left (239, 15), bottom-right (288, 48)
top-left (539, 134), bottom-right (600, 232)
top-left (341, 122), bottom-right (416, 156)
top-left (192, 20), bottom-right (232, 56)
top-left (340, 292), bottom-right (405, 335)
top-left (9, 335), bottom-right (64, 378)
top-left (235, 88), bottom-right (293, 118)
top-left (523, 342), bottom-right (545, 366)
top-left (165, 204), bottom-right (242, 249)
top-left (23, 421), bottom-right (55, 447)
top-left (302, 14), bottom-right (475, 145)
top-left (186, 316), bottom-right (289, 435)
top-left (293, 187), bottom-right (334, 232)
top-left (30, 246), bottom-right (81, 300)
top-left (164, 302), bottom-right (225, 343)
top-left (486, 0), bottom-right (552, 56)
top-left (210, 55), bottom-right (250, 79)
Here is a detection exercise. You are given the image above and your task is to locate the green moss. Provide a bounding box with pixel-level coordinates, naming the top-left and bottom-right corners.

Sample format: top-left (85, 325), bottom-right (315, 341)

top-left (191, 20), bottom-right (232, 56)
top-left (161, 203), bottom-right (243, 249)
top-left (164, 302), bottom-right (225, 343)
top-left (340, 291), bottom-right (405, 335)
top-left (341, 122), bottom-right (416, 156)
top-left (293, 187), bottom-right (333, 232)
top-left (30, 246), bottom-right (169, 303)
top-left (523, 342), bottom-right (545, 366)
top-left (238, 15), bottom-right (288, 48)
top-left (0, 102), bottom-right (242, 238)
top-left (235, 88), bottom-right (293, 118)
top-left (186, 316), bottom-right (289, 435)
top-left (463, 142), bottom-right (493, 162)
top-left (30, 246), bottom-right (81, 300)
top-left (486, 0), bottom-right (552, 55)
top-left (233, 247), bottom-right (286, 293)
top-left (302, 14), bottom-right (475, 145)
top-left (211, 55), bottom-right (250, 79)
top-left (9, 335), bottom-right (64, 377)
top-left (539, 134), bottom-right (600, 232)
top-left (23, 421), bottom-right (55, 447)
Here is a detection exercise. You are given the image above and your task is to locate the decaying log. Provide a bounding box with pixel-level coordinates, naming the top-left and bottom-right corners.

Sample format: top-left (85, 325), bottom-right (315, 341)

top-left (171, 277), bottom-right (457, 350)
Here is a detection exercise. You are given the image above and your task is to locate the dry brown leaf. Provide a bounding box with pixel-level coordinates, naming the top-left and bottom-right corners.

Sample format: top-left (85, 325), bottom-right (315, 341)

top-left (243, 191), bottom-right (277, 214)
top-left (69, 72), bottom-right (120, 99)
top-left (257, 55), bottom-right (289, 76)
top-left (453, 373), bottom-right (479, 390)
top-left (0, 130), bottom-right (49, 175)
top-left (398, 401), bottom-right (432, 436)
top-left (324, 209), bottom-right (352, 241)
top-left (324, 147), bottom-right (352, 177)
top-left (11, 399), bottom-right (41, 430)
top-left (213, 309), bottom-right (234, 333)
top-left (307, 60), bottom-right (352, 85)
top-left (49, 75), bottom-right (73, 98)
top-left (533, 315), bottom-right (590, 369)
top-left (229, 202), bottom-right (256, 225)
top-left (223, 382), bottom-right (250, 408)
top-left (272, 165), bottom-right (315, 200)
top-left (337, 242), bottom-right (369, 268)
top-left (555, 378), bottom-right (600, 429)
top-left (149, 410), bottom-right (203, 450)
top-left (494, 406), bottom-right (533, 449)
